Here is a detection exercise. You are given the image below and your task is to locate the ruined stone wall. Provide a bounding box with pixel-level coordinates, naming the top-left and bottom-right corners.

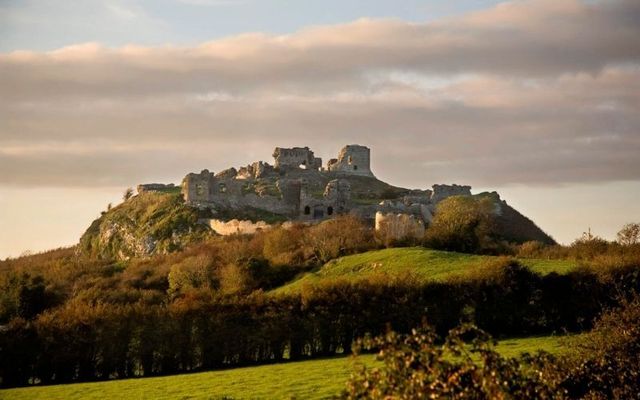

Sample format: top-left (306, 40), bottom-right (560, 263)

top-left (207, 218), bottom-right (271, 235)
top-left (375, 212), bottom-right (425, 241)
top-left (273, 147), bottom-right (322, 170)
top-left (298, 178), bottom-right (352, 220)
top-left (430, 184), bottom-right (472, 203)
top-left (324, 179), bottom-right (351, 214)
top-left (182, 170), bottom-right (216, 203)
top-left (237, 161), bottom-right (274, 180)
top-left (327, 145), bottom-right (374, 177)
top-left (278, 179), bottom-right (302, 215)
top-left (137, 183), bottom-right (175, 194)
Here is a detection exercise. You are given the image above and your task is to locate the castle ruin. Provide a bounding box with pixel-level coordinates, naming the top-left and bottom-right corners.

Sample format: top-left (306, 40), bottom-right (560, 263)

top-left (139, 144), bottom-right (478, 238)
top-left (178, 145), bottom-right (376, 224)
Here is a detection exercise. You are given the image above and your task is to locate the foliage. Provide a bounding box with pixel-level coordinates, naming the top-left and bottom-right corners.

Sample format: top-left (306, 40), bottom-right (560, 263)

top-left (424, 195), bottom-right (498, 253)
top-left (303, 215), bottom-right (373, 264)
top-left (569, 230), bottom-right (610, 261)
top-left (275, 247), bottom-right (576, 294)
top-left (0, 335), bottom-right (572, 400)
top-left (79, 191), bottom-right (211, 260)
top-left (1, 216), bottom-right (640, 390)
top-left (1, 258), bottom-right (637, 387)
top-left (343, 324), bottom-right (563, 399)
top-left (262, 225), bottom-right (307, 266)
top-left (560, 297), bottom-right (640, 399)
top-left (617, 222), bottom-right (640, 246)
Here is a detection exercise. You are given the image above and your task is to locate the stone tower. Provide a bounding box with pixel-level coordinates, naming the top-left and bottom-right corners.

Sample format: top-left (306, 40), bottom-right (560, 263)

top-left (326, 144), bottom-right (374, 177)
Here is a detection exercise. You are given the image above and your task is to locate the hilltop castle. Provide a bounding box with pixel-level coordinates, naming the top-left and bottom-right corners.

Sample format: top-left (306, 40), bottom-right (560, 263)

top-left (180, 144), bottom-right (378, 221)
top-left (139, 144), bottom-right (474, 237)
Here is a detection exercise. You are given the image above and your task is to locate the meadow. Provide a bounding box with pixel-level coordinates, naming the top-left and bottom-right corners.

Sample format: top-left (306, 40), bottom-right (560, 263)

top-left (275, 247), bottom-right (577, 293)
top-left (0, 334), bottom-right (574, 400)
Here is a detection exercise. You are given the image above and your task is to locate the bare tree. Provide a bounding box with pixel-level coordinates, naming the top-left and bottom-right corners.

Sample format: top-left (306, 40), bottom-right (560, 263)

top-left (617, 223), bottom-right (640, 246)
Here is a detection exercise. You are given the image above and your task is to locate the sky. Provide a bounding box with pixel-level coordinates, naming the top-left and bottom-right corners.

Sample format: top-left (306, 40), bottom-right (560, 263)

top-left (1, 0), bottom-right (639, 258)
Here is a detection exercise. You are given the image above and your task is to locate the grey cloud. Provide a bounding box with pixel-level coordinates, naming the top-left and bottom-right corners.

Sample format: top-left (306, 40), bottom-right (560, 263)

top-left (0, 0), bottom-right (639, 188)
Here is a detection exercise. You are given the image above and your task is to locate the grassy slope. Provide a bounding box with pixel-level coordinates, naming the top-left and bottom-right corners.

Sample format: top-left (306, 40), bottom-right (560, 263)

top-left (79, 192), bottom-right (210, 260)
top-left (1, 335), bottom-right (575, 400)
top-left (275, 247), bottom-right (577, 293)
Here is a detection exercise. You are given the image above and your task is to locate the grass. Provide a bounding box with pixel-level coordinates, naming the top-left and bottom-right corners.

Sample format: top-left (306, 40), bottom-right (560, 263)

top-left (274, 247), bottom-right (577, 293)
top-left (0, 334), bottom-right (575, 400)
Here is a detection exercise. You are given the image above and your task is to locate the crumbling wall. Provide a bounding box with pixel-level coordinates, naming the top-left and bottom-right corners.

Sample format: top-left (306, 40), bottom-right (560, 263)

top-left (137, 183), bottom-right (175, 194)
top-left (178, 145), bottom-right (476, 228)
top-left (237, 161), bottom-right (274, 180)
top-left (182, 170), bottom-right (216, 203)
top-left (430, 184), bottom-right (472, 203)
top-left (273, 147), bottom-right (322, 170)
top-left (207, 219), bottom-right (271, 235)
top-left (324, 179), bottom-right (351, 214)
top-left (278, 179), bottom-right (302, 216)
top-left (298, 178), bottom-right (352, 220)
top-left (327, 145), bottom-right (374, 177)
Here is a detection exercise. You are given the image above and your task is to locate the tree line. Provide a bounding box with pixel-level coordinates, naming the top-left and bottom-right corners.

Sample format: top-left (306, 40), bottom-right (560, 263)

top-left (2, 258), bottom-right (638, 387)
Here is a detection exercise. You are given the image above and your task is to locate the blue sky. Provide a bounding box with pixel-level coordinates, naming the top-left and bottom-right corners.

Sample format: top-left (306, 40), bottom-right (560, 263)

top-left (0, 0), bottom-right (502, 52)
top-left (1, 0), bottom-right (639, 258)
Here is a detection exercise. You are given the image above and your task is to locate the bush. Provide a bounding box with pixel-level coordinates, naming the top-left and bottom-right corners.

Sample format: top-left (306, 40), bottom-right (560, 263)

top-left (262, 225), bottom-right (307, 266)
top-left (342, 324), bottom-right (562, 399)
top-left (304, 215), bottom-right (373, 263)
top-left (424, 196), bottom-right (497, 253)
top-left (561, 296), bottom-right (640, 399)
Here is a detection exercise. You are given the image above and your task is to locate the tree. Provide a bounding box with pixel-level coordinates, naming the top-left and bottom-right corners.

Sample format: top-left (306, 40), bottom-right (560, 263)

top-left (424, 196), bottom-right (496, 253)
top-left (304, 215), bottom-right (372, 263)
top-left (616, 222), bottom-right (640, 246)
top-left (570, 228), bottom-right (609, 260)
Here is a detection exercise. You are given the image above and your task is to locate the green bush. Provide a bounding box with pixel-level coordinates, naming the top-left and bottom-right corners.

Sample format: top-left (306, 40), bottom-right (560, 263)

top-left (342, 324), bottom-right (562, 399)
top-left (424, 196), bottom-right (497, 254)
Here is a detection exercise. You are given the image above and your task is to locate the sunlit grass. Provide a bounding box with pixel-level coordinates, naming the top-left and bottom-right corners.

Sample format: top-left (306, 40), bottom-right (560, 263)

top-left (275, 247), bottom-right (577, 293)
top-left (1, 334), bottom-right (577, 400)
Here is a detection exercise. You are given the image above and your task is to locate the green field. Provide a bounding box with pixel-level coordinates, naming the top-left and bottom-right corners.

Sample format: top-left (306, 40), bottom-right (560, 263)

top-left (1, 335), bottom-right (575, 400)
top-left (275, 247), bottom-right (577, 293)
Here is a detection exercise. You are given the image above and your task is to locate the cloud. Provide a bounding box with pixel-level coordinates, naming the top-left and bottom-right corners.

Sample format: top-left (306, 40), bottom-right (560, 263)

top-left (175, 0), bottom-right (248, 6)
top-left (0, 0), bottom-right (639, 189)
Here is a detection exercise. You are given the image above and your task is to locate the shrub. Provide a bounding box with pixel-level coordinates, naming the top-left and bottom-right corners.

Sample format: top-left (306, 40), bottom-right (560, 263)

top-left (304, 215), bottom-right (373, 263)
top-left (424, 196), bottom-right (497, 253)
top-left (262, 225), bottom-right (307, 266)
top-left (342, 324), bottom-right (562, 399)
top-left (561, 296), bottom-right (640, 399)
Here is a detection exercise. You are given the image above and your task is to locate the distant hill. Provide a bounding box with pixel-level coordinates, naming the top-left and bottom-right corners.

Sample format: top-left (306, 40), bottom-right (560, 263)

top-left (475, 192), bottom-right (556, 245)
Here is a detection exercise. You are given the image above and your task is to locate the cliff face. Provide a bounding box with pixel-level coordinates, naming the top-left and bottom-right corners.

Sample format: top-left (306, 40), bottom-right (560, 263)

top-left (79, 191), bottom-right (211, 261)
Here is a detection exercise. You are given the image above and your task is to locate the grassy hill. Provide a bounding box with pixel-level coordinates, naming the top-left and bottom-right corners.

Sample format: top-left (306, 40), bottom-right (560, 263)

top-left (79, 191), bottom-right (211, 260)
top-left (275, 247), bottom-right (577, 293)
top-left (0, 334), bottom-right (576, 400)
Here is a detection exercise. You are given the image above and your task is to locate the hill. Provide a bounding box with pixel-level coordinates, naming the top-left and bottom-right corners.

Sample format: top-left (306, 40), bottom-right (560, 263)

top-left (274, 247), bottom-right (577, 293)
top-left (78, 190), bottom-right (211, 260)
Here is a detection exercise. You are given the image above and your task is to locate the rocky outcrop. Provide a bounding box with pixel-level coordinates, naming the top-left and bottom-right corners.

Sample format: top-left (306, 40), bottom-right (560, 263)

top-left (79, 191), bottom-right (210, 261)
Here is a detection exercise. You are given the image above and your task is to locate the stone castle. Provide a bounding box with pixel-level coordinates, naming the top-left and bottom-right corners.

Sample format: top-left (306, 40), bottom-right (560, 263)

top-left (139, 144), bottom-right (476, 237)
top-left (181, 145), bottom-right (377, 221)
